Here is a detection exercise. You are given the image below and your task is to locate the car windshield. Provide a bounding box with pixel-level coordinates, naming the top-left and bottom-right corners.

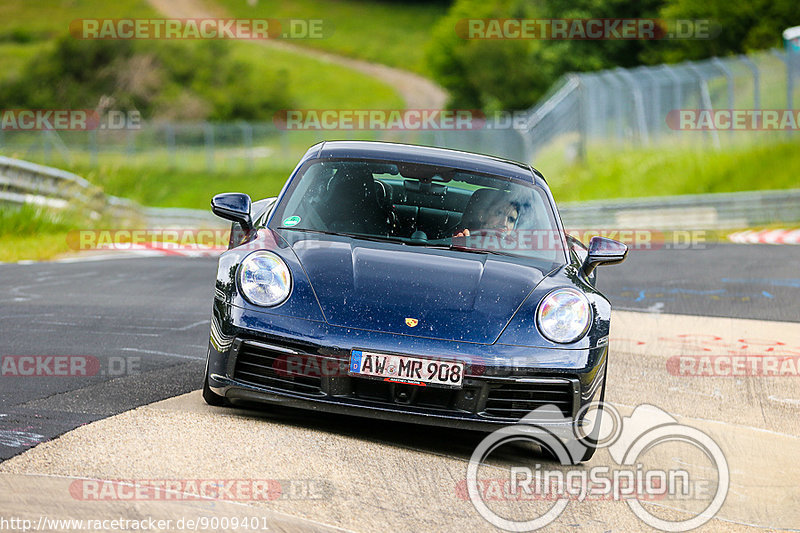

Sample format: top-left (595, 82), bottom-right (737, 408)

top-left (269, 159), bottom-right (566, 263)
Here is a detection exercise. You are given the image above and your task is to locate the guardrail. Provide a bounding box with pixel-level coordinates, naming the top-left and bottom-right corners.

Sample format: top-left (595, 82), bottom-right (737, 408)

top-left (558, 189), bottom-right (800, 230)
top-left (3, 156), bottom-right (798, 232)
top-left (0, 156), bottom-right (101, 210)
top-left (142, 206), bottom-right (226, 228)
top-left (0, 156), bottom-right (224, 227)
top-left (0, 155), bottom-right (141, 221)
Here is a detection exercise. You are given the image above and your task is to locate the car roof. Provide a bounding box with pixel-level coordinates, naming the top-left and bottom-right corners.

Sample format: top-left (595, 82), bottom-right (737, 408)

top-left (303, 141), bottom-right (543, 186)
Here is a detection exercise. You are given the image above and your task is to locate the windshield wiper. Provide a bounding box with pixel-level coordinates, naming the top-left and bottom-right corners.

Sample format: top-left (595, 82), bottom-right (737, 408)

top-left (275, 227), bottom-right (406, 245)
top-left (413, 242), bottom-right (522, 257)
top-left (277, 227), bottom-right (523, 256)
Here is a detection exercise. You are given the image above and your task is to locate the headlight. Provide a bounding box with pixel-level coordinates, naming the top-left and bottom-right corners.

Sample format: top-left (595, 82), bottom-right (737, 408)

top-left (536, 288), bottom-right (591, 344)
top-left (237, 251), bottom-right (292, 307)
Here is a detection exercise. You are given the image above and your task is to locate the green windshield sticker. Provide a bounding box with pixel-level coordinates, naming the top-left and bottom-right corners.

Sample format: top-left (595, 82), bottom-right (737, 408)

top-left (283, 215), bottom-right (301, 227)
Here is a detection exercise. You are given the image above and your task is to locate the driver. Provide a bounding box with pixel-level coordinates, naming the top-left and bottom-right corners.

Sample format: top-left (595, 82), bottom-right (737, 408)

top-left (454, 201), bottom-right (518, 237)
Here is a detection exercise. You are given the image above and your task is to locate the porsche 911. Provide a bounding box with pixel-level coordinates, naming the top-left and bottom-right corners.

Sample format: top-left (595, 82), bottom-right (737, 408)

top-left (203, 141), bottom-right (627, 461)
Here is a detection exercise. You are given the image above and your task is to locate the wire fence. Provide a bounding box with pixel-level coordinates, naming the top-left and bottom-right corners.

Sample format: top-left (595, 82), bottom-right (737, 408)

top-left (0, 122), bottom-right (529, 173)
top-left (0, 49), bottom-right (796, 172)
top-left (521, 48), bottom-right (800, 161)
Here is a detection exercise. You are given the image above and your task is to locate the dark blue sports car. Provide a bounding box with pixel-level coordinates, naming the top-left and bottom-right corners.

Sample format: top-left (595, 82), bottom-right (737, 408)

top-left (203, 141), bottom-right (627, 460)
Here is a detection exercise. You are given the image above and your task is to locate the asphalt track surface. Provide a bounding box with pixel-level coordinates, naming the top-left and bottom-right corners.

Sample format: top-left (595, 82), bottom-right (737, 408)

top-left (0, 258), bottom-right (211, 461)
top-left (0, 243), bottom-right (797, 463)
top-left (596, 243), bottom-right (798, 322)
top-left (0, 244), bottom-right (798, 531)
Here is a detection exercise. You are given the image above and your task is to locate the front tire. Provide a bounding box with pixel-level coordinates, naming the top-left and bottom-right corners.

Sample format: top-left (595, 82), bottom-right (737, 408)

top-left (574, 377), bottom-right (605, 462)
top-left (202, 353), bottom-right (228, 407)
top-left (539, 367), bottom-right (607, 464)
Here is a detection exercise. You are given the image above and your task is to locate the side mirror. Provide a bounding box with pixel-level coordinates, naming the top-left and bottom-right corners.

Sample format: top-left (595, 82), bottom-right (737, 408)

top-left (211, 192), bottom-right (252, 230)
top-left (582, 236), bottom-right (628, 276)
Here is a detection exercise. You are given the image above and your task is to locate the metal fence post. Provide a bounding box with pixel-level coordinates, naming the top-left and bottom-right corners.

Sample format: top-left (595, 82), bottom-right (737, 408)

top-left (661, 65), bottom-right (681, 112)
top-left (738, 54), bottom-right (760, 110)
top-left (712, 57), bottom-right (735, 109)
top-left (770, 49), bottom-right (792, 109)
top-left (165, 124), bottom-right (176, 170)
top-left (613, 68), bottom-right (649, 145)
top-left (126, 127), bottom-right (135, 157)
top-left (280, 127), bottom-right (289, 160)
top-left (658, 65), bottom-right (683, 140)
top-left (687, 62), bottom-right (720, 149)
top-left (42, 130), bottom-right (51, 164)
top-left (770, 49), bottom-right (794, 137)
top-left (84, 130), bottom-right (94, 167)
top-left (574, 75), bottom-right (587, 162)
top-left (712, 57), bottom-right (735, 141)
top-left (639, 67), bottom-right (662, 141)
top-left (600, 72), bottom-right (625, 141)
top-left (239, 122), bottom-right (254, 171)
top-left (203, 122), bottom-right (215, 172)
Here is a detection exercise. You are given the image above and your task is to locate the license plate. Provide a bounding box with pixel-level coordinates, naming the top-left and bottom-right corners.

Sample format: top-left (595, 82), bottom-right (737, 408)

top-left (349, 350), bottom-right (464, 388)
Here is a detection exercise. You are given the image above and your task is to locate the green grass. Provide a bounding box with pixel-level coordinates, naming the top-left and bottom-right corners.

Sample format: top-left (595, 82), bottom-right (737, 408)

top-left (0, 204), bottom-right (90, 262)
top-left (14, 136), bottom-right (800, 211)
top-left (6, 137), bottom-right (800, 261)
top-left (213, 0), bottom-right (448, 75)
top-left (0, 232), bottom-right (75, 262)
top-left (0, 0), bottom-right (159, 38)
top-left (0, 0), bottom-right (404, 114)
top-left (0, 0), bottom-right (159, 85)
top-left (230, 43), bottom-right (403, 110)
top-left (538, 140), bottom-right (800, 203)
top-left (0, 203), bottom-right (86, 236)
top-left (73, 160), bottom-right (295, 208)
top-left (0, 41), bottom-right (48, 79)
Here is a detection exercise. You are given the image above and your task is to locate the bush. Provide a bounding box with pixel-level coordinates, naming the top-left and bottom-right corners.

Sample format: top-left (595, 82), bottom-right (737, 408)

top-left (425, 0), bottom-right (542, 111)
top-left (644, 0), bottom-right (800, 63)
top-left (426, 0), bottom-right (663, 111)
top-left (0, 35), bottom-right (293, 121)
top-left (426, 0), bottom-right (799, 111)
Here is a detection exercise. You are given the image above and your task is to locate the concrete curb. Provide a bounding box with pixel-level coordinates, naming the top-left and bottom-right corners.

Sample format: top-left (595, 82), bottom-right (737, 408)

top-left (728, 228), bottom-right (800, 244)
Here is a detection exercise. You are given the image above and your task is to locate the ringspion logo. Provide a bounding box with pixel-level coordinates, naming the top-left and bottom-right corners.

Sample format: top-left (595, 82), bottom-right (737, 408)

top-left (466, 403), bottom-right (728, 531)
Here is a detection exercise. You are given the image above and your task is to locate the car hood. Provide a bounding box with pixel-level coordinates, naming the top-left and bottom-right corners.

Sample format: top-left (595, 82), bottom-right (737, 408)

top-left (282, 232), bottom-right (551, 343)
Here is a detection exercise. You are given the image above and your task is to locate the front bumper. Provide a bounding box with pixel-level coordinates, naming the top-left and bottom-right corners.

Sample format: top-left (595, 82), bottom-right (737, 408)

top-left (206, 306), bottom-right (607, 435)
